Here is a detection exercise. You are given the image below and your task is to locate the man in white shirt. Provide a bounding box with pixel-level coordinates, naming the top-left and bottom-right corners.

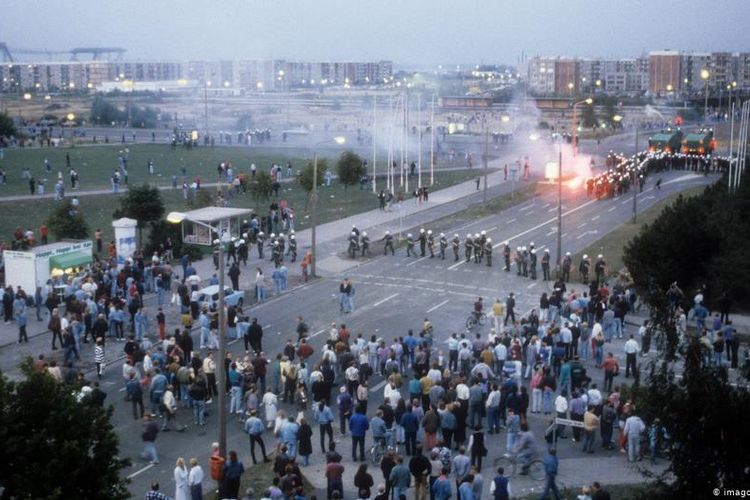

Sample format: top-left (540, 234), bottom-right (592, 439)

top-left (587, 384), bottom-right (602, 409)
top-left (493, 342), bottom-right (507, 375)
top-left (624, 334), bottom-right (639, 378)
top-left (383, 380), bottom-right (402, 409)
top-left (554, 394), bottom-right (569, 438)
top-left (623, 412), bottom-right (645, 462)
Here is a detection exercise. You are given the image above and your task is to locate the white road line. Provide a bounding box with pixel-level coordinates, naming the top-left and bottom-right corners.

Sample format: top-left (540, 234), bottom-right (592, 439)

top-left (576, 222), bottom-right (587, 229)
top-left (127, 464), bottom-right (154, 479)
top-left (545, 230), bottom-right (555, 236)
top-left (525, 210), bottom-right (535, 215)
top-left (608, 206), bottom-right (616, 212)
top-left (263, 324), bottom-right (272, 329)
top-left (542, 203), bottom-right (551, 209)
top-left (373, 293), bottom-right (400, 307)
top-left (492, 198), bottom-right (598, 249)
top-left (458, 219), bottom-right (485, 230)
top-left (118, 387), bottom-right (126, 392)
top-left (561, 233), bottom-right (567, 238)
top-left (621, 198), bottom-right (630, 205)
top-left (486, 226), bottom-right (498, 232)
top-left (371, 380), bottom-right (387, 392)
top-left (591, 215), bottom-right (600, 221)
top-left (426, 299), bottom-right (451, 313)
top-left (406, 256), bottom-right (429, 267)
top-left (505, 218), bottom-right (517, 224)
top-left (536, 245), bottom-right (546, 251)
top-left (309, 328), bottom-right (327, 338)
top-left (448, 259), bottom-right (466, 270)
top-left (519, 205), bottom-right (535, 212)
top-left (526, 283), bottom-right (537, 289)
top-left (229, 339), bottom-right (239, 345)
top-left (547, 207), bottom-right (557, 213)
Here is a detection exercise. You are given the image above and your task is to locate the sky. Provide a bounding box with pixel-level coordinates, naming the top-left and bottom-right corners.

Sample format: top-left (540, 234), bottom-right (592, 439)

top-left (1, 0), bottom-right (748, 66)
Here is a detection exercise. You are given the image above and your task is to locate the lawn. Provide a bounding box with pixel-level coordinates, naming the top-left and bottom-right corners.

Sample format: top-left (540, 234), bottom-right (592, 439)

top-left (0, 142), bottom-right (491, 196)
top-left (0, 167), bottom-right (488, 249)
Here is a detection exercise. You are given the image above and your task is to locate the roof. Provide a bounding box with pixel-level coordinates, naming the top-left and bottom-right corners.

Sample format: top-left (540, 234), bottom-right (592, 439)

top-left (685, 133), bottom-right (707, 141)
top-left (182, 207), bottom-right (253, 222)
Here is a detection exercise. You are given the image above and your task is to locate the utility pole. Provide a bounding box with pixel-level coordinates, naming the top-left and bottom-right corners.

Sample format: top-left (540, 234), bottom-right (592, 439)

top-left (311, 153), bottom-right (319, 277)
top-left (632, 129), bottom-right (639, 224)
top-left (483, 114), bottom-right (489, 204)
top-left (556, 150), bottom-right (562, 278)
top-left (372, 95), bottom-right (377, 193)
top-left (216, 238), bottom-right (227, 457)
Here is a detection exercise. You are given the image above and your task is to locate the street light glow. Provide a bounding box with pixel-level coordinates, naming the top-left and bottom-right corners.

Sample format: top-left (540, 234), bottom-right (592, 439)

top-left (166, 211), bottom-right (188, 224)
top-left (585, 97), bottom-right (593, 105)
top-left (501, 115), bottom-right (510, 123)
top-left (700, 69), bottom-right (710, 80)
top-left (333, 136), bottom-right (346, 145)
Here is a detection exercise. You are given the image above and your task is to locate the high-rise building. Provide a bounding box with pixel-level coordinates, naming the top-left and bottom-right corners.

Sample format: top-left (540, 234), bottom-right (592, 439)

top-left (648, 50), bottom-right (681, 95)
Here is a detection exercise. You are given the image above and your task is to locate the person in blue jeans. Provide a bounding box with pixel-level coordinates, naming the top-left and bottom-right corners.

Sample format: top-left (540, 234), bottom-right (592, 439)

top-left (349, 405), bottom-right (370, 461)
top-left (540, 448), bottom-right (561, 500)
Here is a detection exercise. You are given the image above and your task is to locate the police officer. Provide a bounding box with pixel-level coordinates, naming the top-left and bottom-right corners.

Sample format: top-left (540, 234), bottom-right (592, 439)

top-left (272, 241), bottom-right (282, 268)
top-left (484, 238), bottom-right (493, 266)
top-left (515, 246), bottom-right (523, 275)
top-left (267, 233), bottom-right (276, 261)
top-left (594, 254), bottom-right (606, 284)
top-left (439, 233), bottom-right (448, 260)
top-left (348, 231), bottom-right (359, 258)
top-left (579, 254), bottom-right (590, 284)
top-left (473, 233), bottom-right (482, 263)
top-left (562, 252), bottom-right (572, 282)
top-left (277, 233), bottom-right (286, 261)
top-left (288, 234), bottom-right (298, 262)
top-left (238, 237), bottom-right (248, 266)
top-left (360, 232), bottom-right (370, 257)
top-left (541, 249), bottom-right (551, 281)
top-left (383, 231), bottom-right (395, 256)
top-left (521, 246), bottom-right (528, 277)
top-left (227, 237), bottom-right (237, 265)
top-left (465, 233), bottom-right (474, 263)
top-left (351, 225), bottom-right (360, 238)
top-left (451, 234), bottom-right (460, 261)
top-left (529, 248), bottom-right (538, 280)
top-left (256, 231), bottom-right (266, 259)
top-left (503, 242), bottom-right (511, 271)
top-left (427, 230), bottom-right (435, 258)
top-left (418, 228), bottom-right (427, 257)
top-left (406, 233), bottom-right (416, 257)
top-left (479, 230), bottom-right (487, 258)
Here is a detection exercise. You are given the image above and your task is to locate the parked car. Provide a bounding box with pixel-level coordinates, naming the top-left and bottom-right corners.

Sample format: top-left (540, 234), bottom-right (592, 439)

top-left (196, 285), bottom-right (245, 309)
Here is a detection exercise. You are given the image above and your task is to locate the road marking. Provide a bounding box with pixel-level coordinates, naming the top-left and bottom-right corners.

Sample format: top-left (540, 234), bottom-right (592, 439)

top-left (229, 339), bottom-right (239, 345)
top-left (263, 324), bottom-right (272, 329)
top-left (576, 222), bottom-right (587, 229)
top-left (591, 215), bottom-right (600, 221)
top-left (525, 210), bottom-right (535, 215)
top-left (642, 195), bottom-right (655, 201)
top-left (492, 198), bottom-right (598, 249)
top-left (545, 229), bottom-right (555, 236)
top-left (526, 283), bottom-right (537, 289)
top-left (547, 207), bottom-right (557, 213)
top-left (127, 464), bottom-right (154, 479)
top-left (536, 245), bottom-right (546, 251)
top-left (309, 328), bottom-right (327, 338)
top-left (486, 226), bottom-right (498, 232)
top-left (458, 219), bottom-right (486, 230)
top-left (426, 299), bottom-right (451, 313)
top-left (118, 387), bottom-right (126, 392)
top-left (371, 380), bottom-right (387, 392)
top-left (373, 293), bottom-right (400, 307)
top-left (505, 218), bottom-right (517, 224)
top-left (542, 203), bottom-right (551, 209)
top-left (561, 233), bottom-right (567, 238)
top-left (448, 259), bottom-right (466, 270)
top-left (608, 206), bottom-right (616, 212)
top-left (621, 198), bottom-right (630, 205)
top-left (406, 256), bottom-right (429, 267)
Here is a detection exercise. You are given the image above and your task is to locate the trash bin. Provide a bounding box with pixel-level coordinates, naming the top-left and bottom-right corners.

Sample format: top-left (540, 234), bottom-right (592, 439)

top-left (209, 455), bottom-right (225, 481)
top-left (37, 184), bottom-right (45, 195)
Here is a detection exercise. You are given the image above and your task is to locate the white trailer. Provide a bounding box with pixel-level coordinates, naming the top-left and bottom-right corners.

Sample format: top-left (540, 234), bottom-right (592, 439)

top-left (2, 240), bottom-right (93, 295)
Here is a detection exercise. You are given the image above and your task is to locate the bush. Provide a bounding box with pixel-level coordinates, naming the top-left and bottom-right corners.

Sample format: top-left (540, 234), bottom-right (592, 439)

top-left (46, 202), bottom-right (90, 241)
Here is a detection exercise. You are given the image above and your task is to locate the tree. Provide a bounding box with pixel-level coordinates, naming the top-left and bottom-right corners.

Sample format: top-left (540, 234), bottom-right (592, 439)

top-left (0, 358), bottom-right (130, 499)
top-left (248, 171), bottom-right (274, 204)
top-left (46, 202), bottom-right (90, 241)
top-left (114, 184), bottom-right (165, 245)
top-left (581, 103), bottom-right (597, 129)
top-left (0, 112), bottom-right (16, 138)
top-left (336, 151), bottom-right (366, 195)
top-left (297, 159), bottom-right (327, 211)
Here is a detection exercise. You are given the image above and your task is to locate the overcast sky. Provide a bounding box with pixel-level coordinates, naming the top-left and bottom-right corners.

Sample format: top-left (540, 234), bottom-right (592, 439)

top-left (2, 0), bottom-right (748, 66)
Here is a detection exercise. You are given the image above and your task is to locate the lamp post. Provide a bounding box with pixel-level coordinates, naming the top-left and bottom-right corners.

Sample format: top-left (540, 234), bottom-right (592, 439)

top-left (701, 68), bottom-right (710, 121)
top-left (310, 136), bottom-right (346, 277)
top-left (166, 212), bottom-right (227, 457)
top-left (572, 97), bottom-right (593, 157)
top-left (482, 114), bottom-right (489, 204)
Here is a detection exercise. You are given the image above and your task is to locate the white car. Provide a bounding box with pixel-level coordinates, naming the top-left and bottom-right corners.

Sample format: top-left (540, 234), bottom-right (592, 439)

top-left (196, 285), bottom-right (245, 309)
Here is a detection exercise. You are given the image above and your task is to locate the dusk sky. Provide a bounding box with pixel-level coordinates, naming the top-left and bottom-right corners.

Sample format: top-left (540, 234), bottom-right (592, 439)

top-left (2, 0), bottom-right (748, 65)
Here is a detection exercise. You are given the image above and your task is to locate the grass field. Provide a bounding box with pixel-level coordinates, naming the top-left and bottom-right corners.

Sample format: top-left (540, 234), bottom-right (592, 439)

top-left (0, 142), bottom-right (490, 196)
top-left (0, 166), bottom-right (489, 248)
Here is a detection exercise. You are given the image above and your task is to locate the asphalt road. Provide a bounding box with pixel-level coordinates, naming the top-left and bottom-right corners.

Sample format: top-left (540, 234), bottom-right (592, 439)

top-left (97, 168), bottom-right (715, 497)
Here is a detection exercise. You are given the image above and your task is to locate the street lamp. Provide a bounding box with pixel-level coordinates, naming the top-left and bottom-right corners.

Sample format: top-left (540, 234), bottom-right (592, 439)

top-left (167, 211), bottom-right (228, 458)
top-left (701, 68), bottom-right (710, 120)
top-left (572, 97), bottom-right (593, 157)
top-left (310, 137), bottom-right (346, 277)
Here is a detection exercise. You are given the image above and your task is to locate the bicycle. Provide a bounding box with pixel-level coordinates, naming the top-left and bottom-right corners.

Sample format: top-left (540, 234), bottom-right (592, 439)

top-left (369, 430), bottom-right (399, 465)
top-left (493, 453), bottom-right (546, 481)
top-left (465, 311), bottom-right (487, 330)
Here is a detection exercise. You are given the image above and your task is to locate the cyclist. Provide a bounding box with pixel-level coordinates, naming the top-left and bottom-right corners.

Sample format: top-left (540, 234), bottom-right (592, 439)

top-left (512, 422), bottom-right (538, 474)
top-left (472, 297), bottom-right (484, 321)
top-left (371, 409), bottom-right (388, 449)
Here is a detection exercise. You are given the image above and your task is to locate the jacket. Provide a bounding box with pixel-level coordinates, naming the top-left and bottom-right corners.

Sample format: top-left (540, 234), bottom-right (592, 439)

top-left (349, 412), bottom-right (370, 437)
